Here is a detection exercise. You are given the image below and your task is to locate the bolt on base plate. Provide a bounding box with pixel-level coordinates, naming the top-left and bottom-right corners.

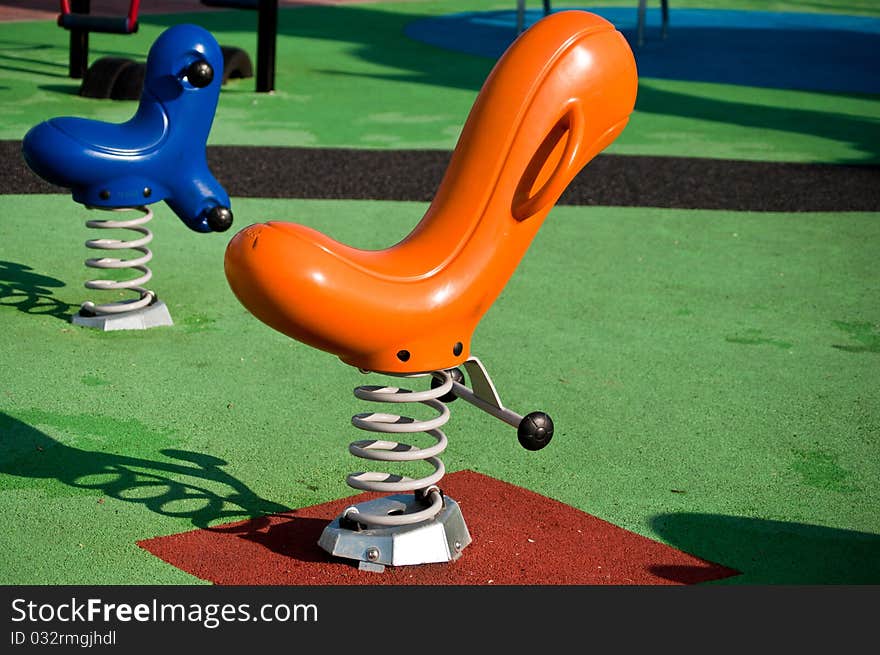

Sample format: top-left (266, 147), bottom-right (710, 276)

top-left (71, 300), bottom-right (173, 330)
top-left (318, 494), bottom-right (472, 572)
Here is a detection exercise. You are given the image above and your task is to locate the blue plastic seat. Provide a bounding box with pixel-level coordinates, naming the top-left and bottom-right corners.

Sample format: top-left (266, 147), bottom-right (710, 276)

top-left (22, 24), bottom-right (233, 233)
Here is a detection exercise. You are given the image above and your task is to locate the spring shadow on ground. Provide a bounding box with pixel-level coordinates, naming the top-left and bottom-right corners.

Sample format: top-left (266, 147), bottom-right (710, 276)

top-left (0, 411), bottom-right (288, 530)
top-left (0, 260), bottom-right (72, 321)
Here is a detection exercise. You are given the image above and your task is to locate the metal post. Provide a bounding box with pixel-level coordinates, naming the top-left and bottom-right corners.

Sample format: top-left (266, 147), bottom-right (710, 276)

top-left (637, 0), bottom-right (646, 47)
top-left (255, 0), bottom-right (277, 92)
top-left (69, 0), bottom-right (90, 79)
top-left (661, 0), bottom-right (669, 39)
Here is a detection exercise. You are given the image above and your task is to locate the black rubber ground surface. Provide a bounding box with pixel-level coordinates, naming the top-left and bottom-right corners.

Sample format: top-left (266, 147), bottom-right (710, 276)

top-left (5, 141), bottom-right (879, 211)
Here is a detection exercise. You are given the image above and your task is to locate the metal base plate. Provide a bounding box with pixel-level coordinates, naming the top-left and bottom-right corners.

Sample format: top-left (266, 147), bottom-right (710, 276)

top-left (71, 300), bottom-right (173, 331)
top-left (318, 494), bottom-right (472, 570)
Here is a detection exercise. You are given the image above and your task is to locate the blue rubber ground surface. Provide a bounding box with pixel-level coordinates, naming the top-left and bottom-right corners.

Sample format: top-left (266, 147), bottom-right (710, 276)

top-left (405, 8), bottom-right (880, 94)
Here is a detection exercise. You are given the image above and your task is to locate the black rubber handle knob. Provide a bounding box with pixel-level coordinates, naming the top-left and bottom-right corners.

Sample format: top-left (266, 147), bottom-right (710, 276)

top-left (186, 60), bottom-right (214, 88)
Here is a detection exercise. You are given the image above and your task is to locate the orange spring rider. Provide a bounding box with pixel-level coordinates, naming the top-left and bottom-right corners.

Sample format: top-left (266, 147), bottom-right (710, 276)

top-left (224, 10), bottom-right (638, 571)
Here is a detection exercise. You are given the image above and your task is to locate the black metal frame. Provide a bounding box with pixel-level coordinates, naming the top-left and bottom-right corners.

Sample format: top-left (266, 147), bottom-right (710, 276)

top-left (201, 0), bottom-right (278, 93)
top-left (67, 0), bottom-right (90, 79)
top-left (62, 1), bottom-right (141, 79)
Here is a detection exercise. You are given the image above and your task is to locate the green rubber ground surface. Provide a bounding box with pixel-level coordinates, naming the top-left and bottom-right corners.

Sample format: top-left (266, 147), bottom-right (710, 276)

top-left (0, 1), bottom-right (877, 162)
top-left (1, 195), bottom-right (877, 584)
top-left (1, 1), bottom-right (878, 585)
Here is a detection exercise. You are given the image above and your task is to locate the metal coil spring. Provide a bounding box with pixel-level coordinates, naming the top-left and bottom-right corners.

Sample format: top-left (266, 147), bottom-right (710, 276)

top-left (81, 205), bottom-right (155, 315)
top-left (345, 370), bottom-right (453, 527)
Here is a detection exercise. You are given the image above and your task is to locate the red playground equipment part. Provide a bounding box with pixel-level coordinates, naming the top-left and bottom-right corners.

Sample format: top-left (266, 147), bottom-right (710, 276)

top-left (59, 0), bottom-right (140, 33)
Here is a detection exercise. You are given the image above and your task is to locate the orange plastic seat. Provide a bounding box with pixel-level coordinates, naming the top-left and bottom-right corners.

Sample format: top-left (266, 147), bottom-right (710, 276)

top-left (225, 10), bottom-right (638, 374)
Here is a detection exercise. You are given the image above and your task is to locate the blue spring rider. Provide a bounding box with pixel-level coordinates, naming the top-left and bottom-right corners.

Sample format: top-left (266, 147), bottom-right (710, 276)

top-left (22, 24), bottom-right (233, 329)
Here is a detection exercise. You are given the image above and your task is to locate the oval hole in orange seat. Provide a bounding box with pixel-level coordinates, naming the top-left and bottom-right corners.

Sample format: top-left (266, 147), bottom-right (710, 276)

top-left (512, 99), bottom-right (583, 221)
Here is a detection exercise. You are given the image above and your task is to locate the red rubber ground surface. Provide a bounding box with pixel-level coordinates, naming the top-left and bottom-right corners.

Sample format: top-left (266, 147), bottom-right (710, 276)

top-left (138, 471), bottom-right (739, 585)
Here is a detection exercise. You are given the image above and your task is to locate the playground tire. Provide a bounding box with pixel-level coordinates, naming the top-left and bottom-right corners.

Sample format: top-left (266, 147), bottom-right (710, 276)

top-left (79, 56), bottom-right (140, 99)
top-left (220, 46), bottom-right (254, 83)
